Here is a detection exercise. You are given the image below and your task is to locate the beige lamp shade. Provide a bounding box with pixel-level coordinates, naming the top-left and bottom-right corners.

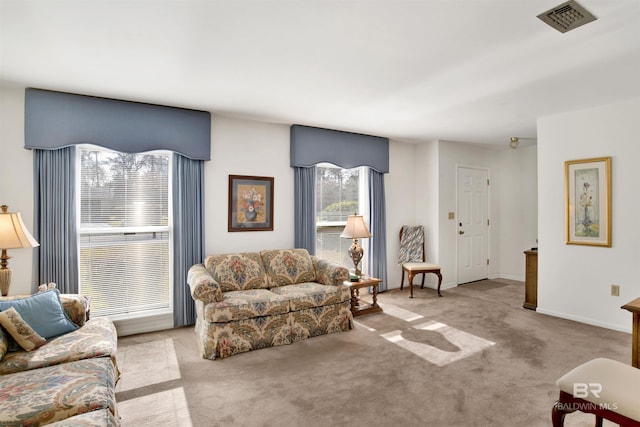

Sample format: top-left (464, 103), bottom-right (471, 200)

top-left (0, 208), bottom-right (39, 249)
top-left (0, 205), bottom-right (39, 296)
top-left (340, 214), bottom-right (371, 239)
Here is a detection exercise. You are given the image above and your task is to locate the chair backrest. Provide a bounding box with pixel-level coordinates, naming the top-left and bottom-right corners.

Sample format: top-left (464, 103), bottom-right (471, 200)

top-left (398, 225), bottom-right (425, 264)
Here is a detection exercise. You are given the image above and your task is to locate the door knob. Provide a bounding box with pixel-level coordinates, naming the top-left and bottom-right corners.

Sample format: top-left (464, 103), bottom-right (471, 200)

top-left (459, 230), bottom-right (465, 235)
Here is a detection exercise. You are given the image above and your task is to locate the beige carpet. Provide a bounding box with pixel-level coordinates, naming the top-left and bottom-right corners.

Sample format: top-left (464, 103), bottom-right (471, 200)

top-left (115, 279), bottom-right (631, 426)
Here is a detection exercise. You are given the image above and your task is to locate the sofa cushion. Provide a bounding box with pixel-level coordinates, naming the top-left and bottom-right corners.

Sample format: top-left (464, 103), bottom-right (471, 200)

top-left (0, 317), bottom-right (119, 375)
top-left (0, 307), bottom-right (47, 351)
top-left (205, 253), bottom-right (270, 292)
top-left (270, 282), bottom-right (351, 311)
top-left (203, 289), bottom-right (290, 322)
top-left (0, 289), bottom-right (79, 339)
top-left (60, 294), bottom-right (91, 327)
top-left (0, 357), bottom-right (118, 426)
top-left (260, 249), bottom-right (316, 287)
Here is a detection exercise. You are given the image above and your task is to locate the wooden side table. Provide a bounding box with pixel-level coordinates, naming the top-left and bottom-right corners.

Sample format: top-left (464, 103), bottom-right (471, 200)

top-left (621, 298), bottom-right (640, 368)
top-left (344, 277), bottom-right (383, 317)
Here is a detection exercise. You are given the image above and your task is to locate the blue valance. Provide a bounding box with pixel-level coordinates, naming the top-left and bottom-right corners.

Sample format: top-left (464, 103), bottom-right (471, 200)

top-left (24, 88), bottom-right (211, 160)
top-left (290, 125), bottom-right (389, 173)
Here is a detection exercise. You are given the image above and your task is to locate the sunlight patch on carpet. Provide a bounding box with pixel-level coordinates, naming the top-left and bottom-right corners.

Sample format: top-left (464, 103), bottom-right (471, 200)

top-left (117, 387), bottom-right (192, 427)
top-left (381, 320), bottom-right (495, 366)
top-left (354, 320), bottom-right (377, 331)
top-left (378, 303), bottom-right (424, 322)
top-left (116, 338), bottom-right (181, 393)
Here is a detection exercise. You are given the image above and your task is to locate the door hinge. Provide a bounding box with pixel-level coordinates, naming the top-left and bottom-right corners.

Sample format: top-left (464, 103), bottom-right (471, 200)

top-left (487, 219), bottom-right (490, 226)
top-left (487, 178), bottom-right (490, 186)
top-left (487, 258), bottom-right (490, 266)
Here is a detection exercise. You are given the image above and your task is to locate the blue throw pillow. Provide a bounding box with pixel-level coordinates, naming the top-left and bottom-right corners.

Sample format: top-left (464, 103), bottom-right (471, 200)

top-left (0, 289), bottom-right (79, 340)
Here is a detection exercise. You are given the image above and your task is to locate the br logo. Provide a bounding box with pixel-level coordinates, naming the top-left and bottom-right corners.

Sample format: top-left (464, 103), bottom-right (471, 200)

top-left (573, 383), bottom-right (602, 398)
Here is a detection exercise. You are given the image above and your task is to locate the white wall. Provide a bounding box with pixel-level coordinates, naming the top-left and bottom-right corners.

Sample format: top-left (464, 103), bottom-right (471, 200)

top-left (204, 116), bottom-right (295, 254)
top-left (386, 140), bottom-right (425, 288)
top-left (414, 139), bottom-right (439, 259)
top-left (538, 97), bottom-right (640, 333)
top-left (0, 86), bottom-right (36, 296)
top-left (497, 144), bottom-right (538, 280)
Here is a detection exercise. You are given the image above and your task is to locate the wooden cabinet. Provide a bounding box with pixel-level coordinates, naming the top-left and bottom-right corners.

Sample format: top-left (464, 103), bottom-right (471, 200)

top-left (524, 250), bottom-right (538, 310)
top-left (621, 298), bottom-right (640, 368)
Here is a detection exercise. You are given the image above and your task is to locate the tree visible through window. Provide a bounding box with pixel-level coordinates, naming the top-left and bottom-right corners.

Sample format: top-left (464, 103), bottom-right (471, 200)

top-left (315, 164), bottom-right (367, 269)
top-left (78, 146), bottom-right (172, 318)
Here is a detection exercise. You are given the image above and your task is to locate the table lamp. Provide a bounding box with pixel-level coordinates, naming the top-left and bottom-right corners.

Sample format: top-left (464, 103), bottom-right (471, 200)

top-left (340, 213), bottom-right (371, 278)
top-left (0, 205), bottom-right (39, 296)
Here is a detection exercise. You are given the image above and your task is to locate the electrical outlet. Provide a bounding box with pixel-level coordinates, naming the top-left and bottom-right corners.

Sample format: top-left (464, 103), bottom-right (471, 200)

top-left (611, 284), bottom-right (620, 297)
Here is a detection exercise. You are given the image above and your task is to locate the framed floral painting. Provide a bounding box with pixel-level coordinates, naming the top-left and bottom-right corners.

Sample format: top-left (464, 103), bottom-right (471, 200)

top-left (228, 175), bottom-right (274, 232)
top-left (565, 157), bottom-right (611, 247)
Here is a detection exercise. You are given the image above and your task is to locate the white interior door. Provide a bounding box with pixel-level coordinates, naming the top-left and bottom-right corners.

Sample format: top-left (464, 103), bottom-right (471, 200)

top-left (457, 167), bottom-right (489, 284)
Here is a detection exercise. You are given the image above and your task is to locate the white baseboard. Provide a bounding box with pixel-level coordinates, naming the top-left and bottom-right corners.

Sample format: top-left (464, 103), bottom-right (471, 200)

top-left (536, 307), bottom-right (631, 334)
top-left (112, 313), bottom-right (174, 337)
top-left (493, 273), bottom-right (524, 282)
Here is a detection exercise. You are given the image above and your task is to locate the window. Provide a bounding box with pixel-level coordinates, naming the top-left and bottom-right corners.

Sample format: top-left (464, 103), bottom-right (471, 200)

top-left (315, 164), bottom-right (368, 269)
top-left (78, 146), bottom-right (172, 318)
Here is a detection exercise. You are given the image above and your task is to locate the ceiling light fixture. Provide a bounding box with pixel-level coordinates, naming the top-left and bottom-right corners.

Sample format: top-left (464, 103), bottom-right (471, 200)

top-left (509, 137), bottom-right (537, 149)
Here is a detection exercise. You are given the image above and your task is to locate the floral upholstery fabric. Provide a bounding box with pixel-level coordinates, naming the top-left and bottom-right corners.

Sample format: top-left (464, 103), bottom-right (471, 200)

top-left (0, 327), bottom-right (8, 361)
top-left (311, 256), bottom-right (350, 286)
top-left (0, 317), bottom-right (119, 376)
top-left (188, 264), bottom-right (223, 303)
top-left (188, 249), bottom-right (353, 359)
top-left (60, 294), bottom-right (91, 327)
top-left (0, 357), bottom-right (118, 426)
top-left (205, 253), bottom-right (270, 292)
top-left (202, 289), bottom-right (291, 322)
top-left (194, 301), bottom-right (353, 359)
top-left (270, 282), bottom-right (350, 311)
top-left (260, 249), bottom-right (316, 287)
top-left (0, 307), bottom-right (47, 351)
top-left (47, 408), bottom-right (120, 426)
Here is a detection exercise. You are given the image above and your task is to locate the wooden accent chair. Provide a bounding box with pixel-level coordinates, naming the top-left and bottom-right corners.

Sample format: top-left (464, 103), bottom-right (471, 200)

top-left (398, 226), bottom-right (442, 298)
top-left (552, 358), bottom-right (640, 427)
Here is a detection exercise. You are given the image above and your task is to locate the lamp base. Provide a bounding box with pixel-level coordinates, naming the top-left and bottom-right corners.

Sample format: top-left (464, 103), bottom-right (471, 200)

top-left (348, 239), bottom-right (364, 277)
top-left (0, 268), bottom-right (12, 296)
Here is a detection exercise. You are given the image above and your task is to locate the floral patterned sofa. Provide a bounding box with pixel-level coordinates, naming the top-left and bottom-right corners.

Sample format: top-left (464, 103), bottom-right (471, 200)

top-left (187, 249), bottom-right (352, 359)
top-left (0, 291), bottom-right (120, 426)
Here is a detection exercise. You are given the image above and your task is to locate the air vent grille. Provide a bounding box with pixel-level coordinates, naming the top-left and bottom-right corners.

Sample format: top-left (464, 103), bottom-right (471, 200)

top-left (537, 0), bottom-right (597, 33)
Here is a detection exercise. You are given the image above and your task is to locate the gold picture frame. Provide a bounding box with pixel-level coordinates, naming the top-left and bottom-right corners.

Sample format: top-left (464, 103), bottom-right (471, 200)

top-left (228, 175), bottom-right (274, 232)
top-left (565, 157), bottom-right (611, 247)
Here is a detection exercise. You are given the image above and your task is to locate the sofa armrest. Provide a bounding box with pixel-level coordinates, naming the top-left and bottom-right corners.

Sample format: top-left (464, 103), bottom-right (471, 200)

top-left (311, 256), bottom-right (350, 286)
top-left (187, 264), bottom-right (223, 303)
top-left (59, 294), bottom-right (90, 327)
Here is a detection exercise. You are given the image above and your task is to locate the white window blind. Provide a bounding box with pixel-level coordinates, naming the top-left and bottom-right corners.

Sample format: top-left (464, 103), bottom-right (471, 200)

top-left (78, 146), bottom-right (172, 318)
top-left (315, 164), bottom-right (368, 268)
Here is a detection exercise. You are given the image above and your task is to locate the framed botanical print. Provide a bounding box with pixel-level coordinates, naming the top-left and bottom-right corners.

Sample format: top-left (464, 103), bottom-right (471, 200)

top-left (228, 175), bottom-right (274, 232)
top-left (565, 157), bottom-right (611, 247)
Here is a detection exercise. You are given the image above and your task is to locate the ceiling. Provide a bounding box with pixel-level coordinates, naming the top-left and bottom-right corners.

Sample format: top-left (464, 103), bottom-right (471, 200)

top-left (2, 1), bottom-right (640, 148)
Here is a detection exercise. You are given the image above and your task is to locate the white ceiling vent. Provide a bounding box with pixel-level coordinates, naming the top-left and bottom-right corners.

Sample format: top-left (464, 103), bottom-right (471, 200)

top-left (537, 0), bottom-right (597, 33)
